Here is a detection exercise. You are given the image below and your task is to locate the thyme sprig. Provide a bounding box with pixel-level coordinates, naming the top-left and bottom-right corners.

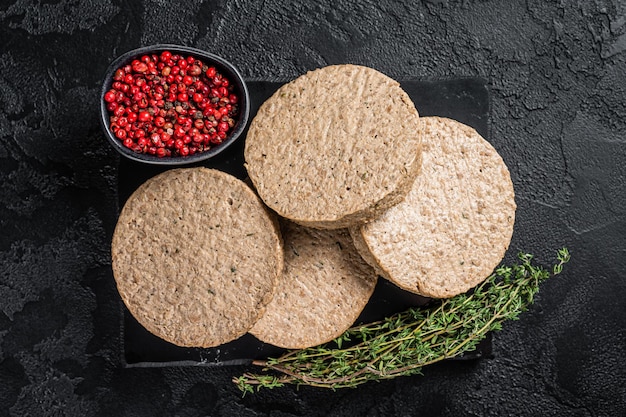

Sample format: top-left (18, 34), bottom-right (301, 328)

top-left (234, 248), bottom-right (570, 393)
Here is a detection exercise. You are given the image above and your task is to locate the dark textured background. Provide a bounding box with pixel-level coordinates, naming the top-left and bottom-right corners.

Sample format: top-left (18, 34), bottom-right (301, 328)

top-left (1, 1), bottom-right (625, 416)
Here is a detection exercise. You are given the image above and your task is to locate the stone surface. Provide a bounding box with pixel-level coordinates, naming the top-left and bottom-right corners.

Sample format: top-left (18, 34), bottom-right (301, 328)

top-left (1, 0), bottom-right (625, 416)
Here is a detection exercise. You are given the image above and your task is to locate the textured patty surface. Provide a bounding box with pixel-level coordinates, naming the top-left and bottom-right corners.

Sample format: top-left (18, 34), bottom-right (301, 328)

top-left (351, 117), bottom-right (516, 298)
top-left (111, 168), bottom-right (283, 347)
top-left (250, 221), bottom-right (377, 349)
top-left (244, 64), bottom-right (422, 229)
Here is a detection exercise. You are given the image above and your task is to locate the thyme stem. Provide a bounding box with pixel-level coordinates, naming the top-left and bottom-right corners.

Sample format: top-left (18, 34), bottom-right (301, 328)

top-left (234, 249), bottom-right (570, 393)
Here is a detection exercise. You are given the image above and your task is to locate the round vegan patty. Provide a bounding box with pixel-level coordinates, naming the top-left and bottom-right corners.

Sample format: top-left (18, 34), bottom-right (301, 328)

top-left (351, 117), bottom-right (516, 298)
top-left (251, 221), bottom-right (377, 348)
top-left (244, 64), bottom-right (422, 229)
top-left (111, 167), bottom-right (283, 347)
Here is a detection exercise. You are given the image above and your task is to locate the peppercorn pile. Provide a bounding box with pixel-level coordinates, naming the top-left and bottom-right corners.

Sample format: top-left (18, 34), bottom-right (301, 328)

top-left (103, 50), bottom-right (239, 158)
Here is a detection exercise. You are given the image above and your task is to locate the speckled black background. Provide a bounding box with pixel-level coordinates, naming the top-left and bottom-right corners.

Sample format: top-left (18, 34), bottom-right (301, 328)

top-left (1, 1), bottom-right (625, 416)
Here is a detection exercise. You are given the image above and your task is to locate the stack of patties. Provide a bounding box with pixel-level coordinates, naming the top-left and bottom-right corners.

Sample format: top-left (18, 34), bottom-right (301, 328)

top-left (244, 66), bottom-right (515, 347)
top-left (243, 64), bottom-right (422, 346)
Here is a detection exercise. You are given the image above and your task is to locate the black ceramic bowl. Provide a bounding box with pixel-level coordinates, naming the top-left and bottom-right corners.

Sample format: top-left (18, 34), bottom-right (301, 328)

top-left (100, 45), bottom-right (250, 165)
